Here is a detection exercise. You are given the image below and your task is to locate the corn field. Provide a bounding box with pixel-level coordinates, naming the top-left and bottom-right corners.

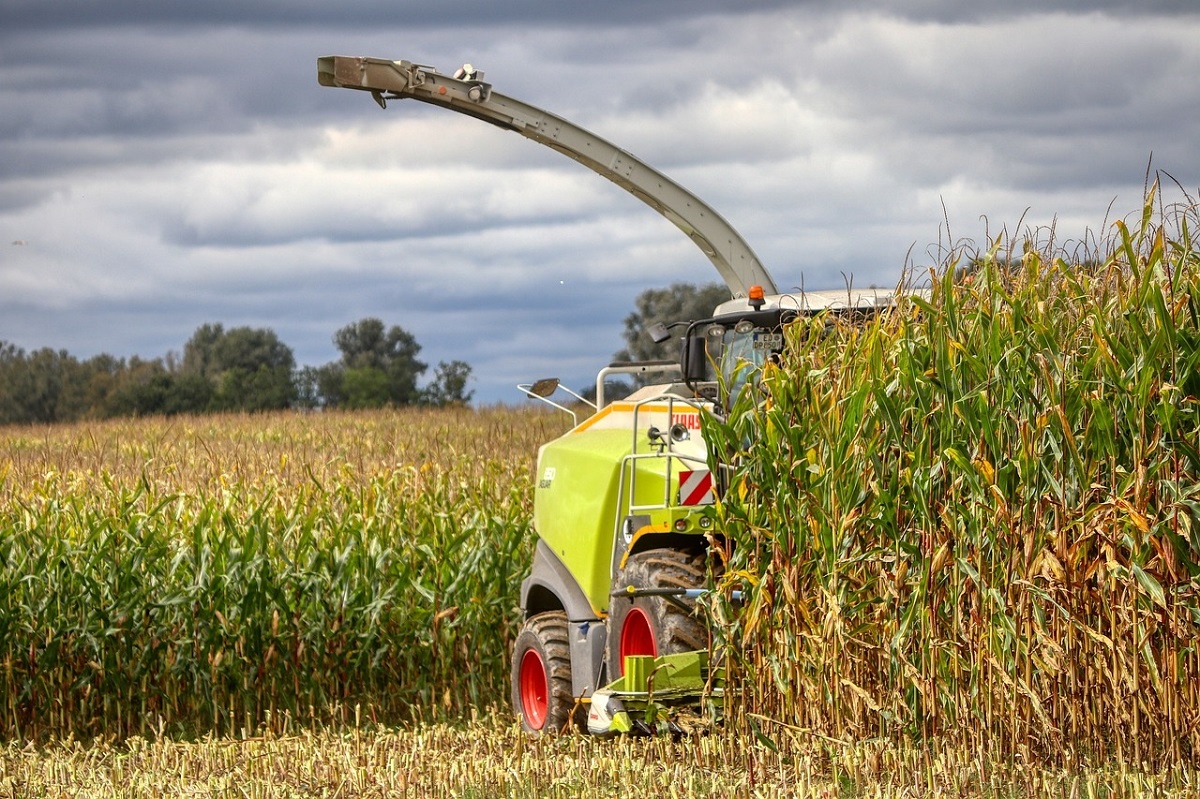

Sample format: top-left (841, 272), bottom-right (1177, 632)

top-left (3, 188), bottom-right (1200, 789)
top-left (706, 183), bottom-right (1200, 764)
top-left (0, 407), bottom-right (565, 740)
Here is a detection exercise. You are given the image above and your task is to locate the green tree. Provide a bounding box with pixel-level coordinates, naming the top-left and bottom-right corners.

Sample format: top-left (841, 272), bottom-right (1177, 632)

top-left (0, 345), bottom-right (83, 425)
top-left (182, 323), bottom-right (296, 412)
top-left (77, 353), bottom-right (126, 418)
top-left (323, 318), bottom-right (428, 408)
top-left (310, 363), bottom-right (349, 409)
top-left (591, 282), bottom-right (731, 401)
top-left (109, 357), bottom-right (173, 417)
top-left (163, 373), bottom-right (214, 415)
top-left (293, 366), bottom-right (323, 410)
top-left (0, 342), bottom-right (31, 424)
top-left (181, 323), bottom-right (224, 380)
top-left (341, 367), bottom-right (392, 409)
top-left (615, 282), bottom-right (730, 365)
top-left (27, 348), bottom-right (70, 423)
top-left (421, 360), bottom-right (474, 407)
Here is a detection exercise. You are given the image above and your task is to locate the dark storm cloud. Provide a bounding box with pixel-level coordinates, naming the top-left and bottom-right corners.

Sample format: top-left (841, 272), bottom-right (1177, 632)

top-left (0, 0), bottom-right (768, 30)
top-left (0, 27), bottom-right (330, 139)
top-left (893, 0), bottom-right (1198, 21)
top-left (4, 0), bottom-right (1196, 30)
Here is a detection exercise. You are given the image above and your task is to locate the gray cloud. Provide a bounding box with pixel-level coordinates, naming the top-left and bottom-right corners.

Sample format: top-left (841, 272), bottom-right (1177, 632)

top-left (1, 3), bottom-right (1198, 402)
top-left (4, 1), bottom-right (1195, 30)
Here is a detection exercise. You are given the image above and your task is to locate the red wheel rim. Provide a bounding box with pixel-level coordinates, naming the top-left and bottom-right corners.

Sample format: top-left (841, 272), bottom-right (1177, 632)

top-left (519, 648), bottom-right (549, 729)
top-left (618, 606), bottom-right (657, 674)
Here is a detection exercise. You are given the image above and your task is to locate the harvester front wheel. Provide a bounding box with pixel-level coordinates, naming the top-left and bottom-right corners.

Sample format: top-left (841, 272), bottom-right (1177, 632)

top-left (511, 611), bottom-right (580, 734)
top-left (607, 548), bottom-right (710, 680)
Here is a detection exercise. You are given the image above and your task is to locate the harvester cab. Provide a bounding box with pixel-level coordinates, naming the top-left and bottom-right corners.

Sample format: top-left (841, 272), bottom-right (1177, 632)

top-left (681, 287), bottom-right (904, 408)
top-left (317, 54), bottom-right (897, 735)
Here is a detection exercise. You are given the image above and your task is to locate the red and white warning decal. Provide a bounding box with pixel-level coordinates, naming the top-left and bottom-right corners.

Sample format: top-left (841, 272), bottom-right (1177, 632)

top-left (679, 469), bottom-right (714, 506)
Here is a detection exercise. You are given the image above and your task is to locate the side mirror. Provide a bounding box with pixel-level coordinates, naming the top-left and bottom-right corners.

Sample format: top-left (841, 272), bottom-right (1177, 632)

top-left (681, 336), bottom-right (707, 383)
top-left (527, 378), bottom-right (560, 398)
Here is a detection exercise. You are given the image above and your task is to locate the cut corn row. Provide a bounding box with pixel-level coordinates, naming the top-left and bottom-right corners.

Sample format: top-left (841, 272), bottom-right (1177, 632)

top-left (707, 184), bottom-right (1200, 763)
top-left (2, 714), bottom-right (1197, 798)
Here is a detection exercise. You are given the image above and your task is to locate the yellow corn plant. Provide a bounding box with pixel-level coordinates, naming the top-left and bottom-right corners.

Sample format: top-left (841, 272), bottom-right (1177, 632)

top-left (705, 182), bottom-right (1200, 765)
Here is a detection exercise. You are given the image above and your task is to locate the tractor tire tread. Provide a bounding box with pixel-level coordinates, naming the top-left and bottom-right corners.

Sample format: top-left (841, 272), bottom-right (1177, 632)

top-left (511, 611), bottom-right (581, 734)
top-left (607, 547), bottom-right (715, 678)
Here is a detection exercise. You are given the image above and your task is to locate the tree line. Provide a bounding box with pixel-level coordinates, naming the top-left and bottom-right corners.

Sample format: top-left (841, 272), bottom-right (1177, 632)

top-left (0, 318), bottom-right (472, 426)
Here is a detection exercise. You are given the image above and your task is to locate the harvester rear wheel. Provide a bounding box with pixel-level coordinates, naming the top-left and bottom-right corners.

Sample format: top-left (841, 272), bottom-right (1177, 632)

top-left (511, 611), bottom-right (580, 734)
top-left (607, 548), bottom-right (711, 680)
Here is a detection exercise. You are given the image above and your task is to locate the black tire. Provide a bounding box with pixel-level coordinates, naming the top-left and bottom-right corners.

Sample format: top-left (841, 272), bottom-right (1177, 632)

top-left (606, 548), bottom-right (711, 681)
top-left (511, 611), bottom-right (581, 734)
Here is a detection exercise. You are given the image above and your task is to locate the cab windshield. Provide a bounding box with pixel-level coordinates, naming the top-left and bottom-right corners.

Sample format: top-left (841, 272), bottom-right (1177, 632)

top-left (701, 319), bottom-right (784, 402)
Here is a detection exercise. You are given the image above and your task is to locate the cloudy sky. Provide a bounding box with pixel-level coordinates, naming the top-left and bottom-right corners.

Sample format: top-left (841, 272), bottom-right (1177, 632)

top-left (2, 2), bottom-right (1198, 404)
